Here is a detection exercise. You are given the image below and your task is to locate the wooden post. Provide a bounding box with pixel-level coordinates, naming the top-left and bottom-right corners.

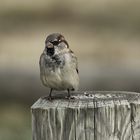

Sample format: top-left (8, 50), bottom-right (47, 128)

top-left (31, 91), bottom-right (140, 140)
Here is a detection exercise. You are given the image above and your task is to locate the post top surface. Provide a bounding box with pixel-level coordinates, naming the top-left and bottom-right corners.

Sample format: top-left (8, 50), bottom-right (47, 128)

top-left (31, 91), bottom-right (140, 109)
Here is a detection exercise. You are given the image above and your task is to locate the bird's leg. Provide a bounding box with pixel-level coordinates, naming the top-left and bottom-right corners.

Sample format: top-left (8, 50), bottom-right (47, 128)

top-left (67, 89), bottom-right (71, 98)
top-left (48, 88), bottom-right (53, 100)
top-left (66, 89), bottom-right (75, 99)
top-left (41, 88), bottom-right (53, 100)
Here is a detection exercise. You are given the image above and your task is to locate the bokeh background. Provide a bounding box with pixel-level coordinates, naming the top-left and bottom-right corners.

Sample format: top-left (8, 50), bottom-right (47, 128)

top-left (1, 0), bottom-right (140, 139)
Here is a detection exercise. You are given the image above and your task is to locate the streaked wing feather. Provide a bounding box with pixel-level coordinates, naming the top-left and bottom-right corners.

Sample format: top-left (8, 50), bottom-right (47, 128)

top-left (70, 50), bottom-right (79, 74)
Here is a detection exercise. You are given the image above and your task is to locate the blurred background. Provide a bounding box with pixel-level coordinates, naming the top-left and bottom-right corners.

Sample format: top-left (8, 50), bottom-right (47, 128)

top-left (1, 0), bottom-right (140, 139)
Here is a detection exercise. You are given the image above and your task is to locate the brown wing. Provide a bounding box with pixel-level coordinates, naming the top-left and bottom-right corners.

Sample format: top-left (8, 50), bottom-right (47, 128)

top-left (39, 53), bottom-right (47, 86)
top-left (69, 49), bottom-right (79, 74)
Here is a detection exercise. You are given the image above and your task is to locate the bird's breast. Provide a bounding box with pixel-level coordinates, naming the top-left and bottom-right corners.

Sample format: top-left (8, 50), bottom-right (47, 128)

top-left (45, 55), bottom-right (65, 71)
top-left (40, 53), bottom-right (79, 90)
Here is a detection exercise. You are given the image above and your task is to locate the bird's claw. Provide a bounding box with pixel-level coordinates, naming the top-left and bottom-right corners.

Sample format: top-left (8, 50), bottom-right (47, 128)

top-left (41, 96), bottom-right (52, 101)
top-left (65, 96), bottom-right (75, 100)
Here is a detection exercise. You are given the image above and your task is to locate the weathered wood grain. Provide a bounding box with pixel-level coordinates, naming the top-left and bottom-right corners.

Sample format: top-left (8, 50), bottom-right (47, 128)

top-left (31, 91), bottom-right (140, 140)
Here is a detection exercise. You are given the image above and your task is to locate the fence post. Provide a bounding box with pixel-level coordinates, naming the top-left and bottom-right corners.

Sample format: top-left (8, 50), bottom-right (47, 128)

top-left (31, 91), bottom-right (140, 140)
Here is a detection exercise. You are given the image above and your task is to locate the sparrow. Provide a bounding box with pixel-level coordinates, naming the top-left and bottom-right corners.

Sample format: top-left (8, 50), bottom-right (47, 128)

top-left (39, 33), bottom-right (79, 99)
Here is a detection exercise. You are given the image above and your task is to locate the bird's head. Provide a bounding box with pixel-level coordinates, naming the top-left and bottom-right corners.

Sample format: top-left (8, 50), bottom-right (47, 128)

top-left (45, 33), bottom-right (69, 56)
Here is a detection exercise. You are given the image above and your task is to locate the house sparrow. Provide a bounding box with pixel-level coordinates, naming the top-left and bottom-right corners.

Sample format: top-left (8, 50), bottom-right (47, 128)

top-left (39, 33), bottom-right (79, 99)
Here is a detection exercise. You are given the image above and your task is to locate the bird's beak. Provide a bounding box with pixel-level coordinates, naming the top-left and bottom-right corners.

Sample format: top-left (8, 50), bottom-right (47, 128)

top-left (45, 42), bottom-right (54, 56)
top-left (46, 42), bottom-right (54, 49)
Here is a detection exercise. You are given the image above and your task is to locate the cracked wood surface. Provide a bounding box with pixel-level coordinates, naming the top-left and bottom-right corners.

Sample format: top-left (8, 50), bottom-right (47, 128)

top-left (31, 91), bottom-right (140, 140)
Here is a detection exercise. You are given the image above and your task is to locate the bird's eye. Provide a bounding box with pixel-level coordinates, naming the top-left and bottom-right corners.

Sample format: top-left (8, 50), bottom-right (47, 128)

top-left (51, 41), bottom-right (58, 46)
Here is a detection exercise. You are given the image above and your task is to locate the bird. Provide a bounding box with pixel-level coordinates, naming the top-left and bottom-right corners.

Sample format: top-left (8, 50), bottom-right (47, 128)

top-left (39, 33), bottom-right (79, 100)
